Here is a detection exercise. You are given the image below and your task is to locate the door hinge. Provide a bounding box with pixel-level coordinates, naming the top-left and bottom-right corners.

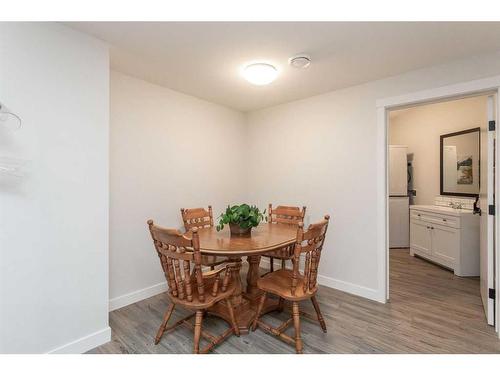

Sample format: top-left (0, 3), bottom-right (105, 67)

top-left (488, 205), bottom-right (495, 215)
top-left (489, 288), bottom-right (496, 300)
top-left (489, 120), bottom-right (496, 131)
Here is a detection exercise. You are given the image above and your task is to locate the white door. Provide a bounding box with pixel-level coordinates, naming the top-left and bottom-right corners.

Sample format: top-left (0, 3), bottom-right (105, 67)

top-left (480, 95), bottom-right (496, 326)
top-left (431, 224), bottom-right (458, 269)
top-left (389, 146), bottom-right (408, 196)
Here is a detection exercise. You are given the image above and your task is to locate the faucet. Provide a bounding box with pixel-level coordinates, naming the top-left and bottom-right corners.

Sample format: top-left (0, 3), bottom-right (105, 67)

top-left (449, 202), bottom-right (462, 209)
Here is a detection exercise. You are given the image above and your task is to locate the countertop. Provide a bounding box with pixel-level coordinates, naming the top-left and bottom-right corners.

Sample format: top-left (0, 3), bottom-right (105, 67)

top-left (410, 204), bottom-right (474, 217)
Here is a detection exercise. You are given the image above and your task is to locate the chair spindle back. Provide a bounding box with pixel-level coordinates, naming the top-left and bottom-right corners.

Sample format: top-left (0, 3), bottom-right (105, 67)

top-left (268, 204), bottom-right (306, 226)
top-left (292, 215), bottom-right (330, 296)
top-left (181, 206), bottom-right (214, 231)
top-left (148, 220), bottom-right (208, 302)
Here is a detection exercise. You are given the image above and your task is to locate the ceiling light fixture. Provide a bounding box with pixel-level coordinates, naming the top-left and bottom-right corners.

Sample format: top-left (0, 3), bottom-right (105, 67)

top-left (242, 63), bottom-right (278, 85)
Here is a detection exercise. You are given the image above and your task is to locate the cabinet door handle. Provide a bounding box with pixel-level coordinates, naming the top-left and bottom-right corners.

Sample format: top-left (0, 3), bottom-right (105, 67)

top-left (430, 226), bottom-right (434, 230)
top-left (442, 219), bottom-right (447, 222)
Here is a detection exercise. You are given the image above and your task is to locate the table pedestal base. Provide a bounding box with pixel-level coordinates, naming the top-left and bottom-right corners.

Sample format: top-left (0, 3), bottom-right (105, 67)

top-left (207, 255), bottom-right (282, 335)
top-left (208, 295), bottom-right (281, 334)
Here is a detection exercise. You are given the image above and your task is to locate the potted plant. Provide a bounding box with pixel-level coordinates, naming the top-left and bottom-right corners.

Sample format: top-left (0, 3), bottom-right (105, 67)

top-left (216, 204), bottom-right (266, 236)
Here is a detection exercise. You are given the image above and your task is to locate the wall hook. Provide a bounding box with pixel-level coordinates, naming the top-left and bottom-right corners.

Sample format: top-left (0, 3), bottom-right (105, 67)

top-left (0, 102), bottom-right (22, 131)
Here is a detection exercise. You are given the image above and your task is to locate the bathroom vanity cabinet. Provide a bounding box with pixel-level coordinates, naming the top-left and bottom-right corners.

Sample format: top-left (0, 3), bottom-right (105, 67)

top-left (409, 205), bottom-right (479, 276)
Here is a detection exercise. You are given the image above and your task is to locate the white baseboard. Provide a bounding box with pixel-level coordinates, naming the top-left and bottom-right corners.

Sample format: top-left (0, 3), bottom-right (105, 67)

top-left (109, 281), bottom-right (168, 312)
top-left (48, 327), bottom-right (111, 354)
top-left (316, 274), bottom-right (381, 302)
top-left (108, 260), bottom-right (382, 314)
top-left (260, 258), bottom-right (381, 302)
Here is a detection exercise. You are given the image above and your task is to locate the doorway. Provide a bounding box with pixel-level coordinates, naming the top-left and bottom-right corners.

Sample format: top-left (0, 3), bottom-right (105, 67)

top-left (377, 77), bottom-right (500, 337)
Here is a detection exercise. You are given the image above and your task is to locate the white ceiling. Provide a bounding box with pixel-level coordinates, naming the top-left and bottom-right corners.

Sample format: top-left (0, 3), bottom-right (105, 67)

top-left (67, 22), bottom-right (500, 112)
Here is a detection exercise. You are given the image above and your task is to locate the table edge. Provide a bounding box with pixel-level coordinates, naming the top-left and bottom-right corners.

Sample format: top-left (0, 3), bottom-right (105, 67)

top-left (199, 238), bottom-right (296, 256)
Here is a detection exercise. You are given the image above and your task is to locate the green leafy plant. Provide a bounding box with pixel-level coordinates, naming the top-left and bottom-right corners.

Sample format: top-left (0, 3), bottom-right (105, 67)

top-left (216, 204), bottom-right (266, 231)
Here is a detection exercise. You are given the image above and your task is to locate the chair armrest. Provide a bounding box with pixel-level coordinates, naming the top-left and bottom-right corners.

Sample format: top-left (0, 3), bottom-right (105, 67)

top-left (201, 262), bottom-right (239, 296)
top-left (202, 267), bottom-right (226, 279)
top-left (202, 262), bottom-right (239, 278)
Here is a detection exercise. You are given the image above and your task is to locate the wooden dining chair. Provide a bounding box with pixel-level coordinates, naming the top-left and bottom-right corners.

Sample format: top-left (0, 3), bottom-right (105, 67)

top-left (261, 204), bottom-right (306, 273)
top-left (147, 220), bottom-right (240, 354)
top-left (180, 206), bottom-right (225, 270)
top-left (252, 215), bottom-right (330, 354)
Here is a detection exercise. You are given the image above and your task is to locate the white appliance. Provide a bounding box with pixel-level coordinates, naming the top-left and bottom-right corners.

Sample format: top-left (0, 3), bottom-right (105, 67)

top-left (389, 145), bottom-right (409, 248)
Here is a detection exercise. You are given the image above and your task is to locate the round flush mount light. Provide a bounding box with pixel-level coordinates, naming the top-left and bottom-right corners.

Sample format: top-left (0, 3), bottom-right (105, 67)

top-left (242, 63), bottom-right (278, 85)
top-left (289, 54), bottom-right (311, 69)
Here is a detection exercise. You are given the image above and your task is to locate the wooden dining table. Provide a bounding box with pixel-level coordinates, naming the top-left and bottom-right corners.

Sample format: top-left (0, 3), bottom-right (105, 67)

top-left (195, 223), bottom-right (297, 334)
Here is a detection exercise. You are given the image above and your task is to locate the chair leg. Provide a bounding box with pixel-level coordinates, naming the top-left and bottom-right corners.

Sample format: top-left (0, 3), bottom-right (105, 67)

top-left (155, 303), bottom-right (175, 344)
top-left (225, 298), bottom-right (240, 336)
top-left (311, 296), bottom-right (327, 332)
top-left (281, 259), bottom-right (286, 269)
top-left (292, 302), bottom-right (303, 354)
top-left (251, 292), bottom-right (267, 331)
top-left (270, 257), bottom-right (274, 272)
top-left (193, 310), bottom-right (204, 354)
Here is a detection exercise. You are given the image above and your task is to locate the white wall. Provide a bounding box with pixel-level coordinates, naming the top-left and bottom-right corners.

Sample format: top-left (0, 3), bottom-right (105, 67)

top-left (109, 71), bottom-right (247, 309)
top-left (390, 96), bottom-right (488, 205)
top-left (246, 51), bottom-right (500, 301)
top-left (0, 23), bottom-right (109, 353)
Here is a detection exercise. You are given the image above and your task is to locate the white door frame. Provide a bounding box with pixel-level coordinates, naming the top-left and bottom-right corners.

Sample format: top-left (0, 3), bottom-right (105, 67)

top-left (376, 75), bottom-right (500, 336)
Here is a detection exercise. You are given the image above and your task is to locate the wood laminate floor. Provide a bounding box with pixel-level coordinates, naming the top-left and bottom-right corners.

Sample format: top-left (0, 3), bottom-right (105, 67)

top-left (88, 250), bottom-right (500, 354)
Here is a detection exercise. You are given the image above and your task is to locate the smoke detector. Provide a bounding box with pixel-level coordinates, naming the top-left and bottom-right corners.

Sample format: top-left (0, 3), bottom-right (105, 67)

top-left (289, 54), bottom-right (311, 69)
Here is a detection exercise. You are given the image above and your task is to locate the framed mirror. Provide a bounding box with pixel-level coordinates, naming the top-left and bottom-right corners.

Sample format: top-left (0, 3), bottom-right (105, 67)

top-left (440, 127), bottom-right (480, 197)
